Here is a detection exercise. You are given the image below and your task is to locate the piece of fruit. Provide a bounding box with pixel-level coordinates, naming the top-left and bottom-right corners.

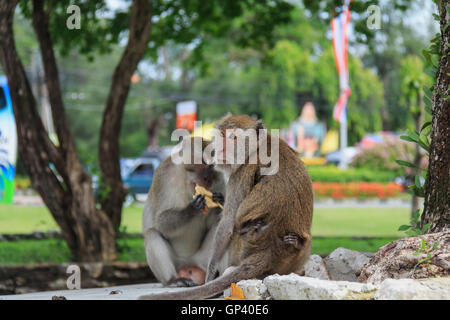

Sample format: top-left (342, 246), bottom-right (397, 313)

top-left (224, 283), bottom-right (246, 300)
top-left (193, 184), bottom-right (223, 214)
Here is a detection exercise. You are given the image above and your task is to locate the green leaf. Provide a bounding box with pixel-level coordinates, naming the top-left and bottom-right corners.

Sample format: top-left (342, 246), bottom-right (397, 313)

top-left (418, 137), bottom-right (430, 152)
top-left (398, 225), bottom-right (411, 231)
top-left (420, 121), bottom-right (432, 132)
top-left (420, 239), bottom-right (426, 248)
top-left (414, 187), bottom-right (425, 198)
top-left (424, 95), bottom-right (432, 108)
top-left (432, 242), bottom-right (439, 250)
top-left (400, 135), bottom-right (416, 143)
top-left (421, 223), bottom-right (431, 233)
top-left (422, 85), bottom-right (433, 99)
top-left (422, 49), bottom-right (432, 65)
top-left (395, 160), bottom-right (417, 168)
top-left (406, 129), bottom-right (421, 142)
top-left (412, 209), bottom-right (420, 221)
top-left (444, 22), bottom-right (450, 32)
top-left (415, 175), bottom-right (421, 189)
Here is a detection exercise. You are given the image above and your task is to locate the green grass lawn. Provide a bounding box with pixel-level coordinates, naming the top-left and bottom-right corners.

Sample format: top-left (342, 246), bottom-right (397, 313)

top-left (0, 204), bottom-right (409, 237)
top-left (0, 204), bottom-right (409, 265)
top-left (0, 237), bottom-right (399, 265)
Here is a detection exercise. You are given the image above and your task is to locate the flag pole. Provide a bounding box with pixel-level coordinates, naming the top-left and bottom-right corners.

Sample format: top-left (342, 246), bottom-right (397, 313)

top-left (339, 110), bottom-right (348, 168)
top-left (331, 0), bottom-right (351, 169)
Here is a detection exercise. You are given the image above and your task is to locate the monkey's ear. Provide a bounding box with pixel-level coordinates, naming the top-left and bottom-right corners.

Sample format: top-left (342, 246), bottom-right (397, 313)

top-left (256, 119), bottom-right (265, 131)
top-left (216, 112), bottom-right (233, 127)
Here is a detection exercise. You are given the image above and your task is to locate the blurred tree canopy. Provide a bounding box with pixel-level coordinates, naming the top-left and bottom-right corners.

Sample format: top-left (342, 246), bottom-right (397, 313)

top-left (7, 1), bottom-right (434, 166)
top-left (0, 0), bottom-right (297, 262)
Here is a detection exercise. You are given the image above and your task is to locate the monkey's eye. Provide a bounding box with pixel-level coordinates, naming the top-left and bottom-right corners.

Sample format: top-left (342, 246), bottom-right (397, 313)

top-left (226, 131), bottom-right (237, 140)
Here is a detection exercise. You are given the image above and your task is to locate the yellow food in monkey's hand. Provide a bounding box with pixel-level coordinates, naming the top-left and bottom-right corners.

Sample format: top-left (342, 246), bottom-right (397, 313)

top-left (193, 184), bottom-right (224, 214)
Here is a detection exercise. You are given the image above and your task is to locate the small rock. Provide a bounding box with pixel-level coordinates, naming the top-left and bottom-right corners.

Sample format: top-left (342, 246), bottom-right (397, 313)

top-left (324, 247), bottom-right (371, 282)
top-left (32, 232), bottom-right (45, 239)
top-left (303, 255), bottom-right (330, 280)
top-left (51, 296), bottom-right (67, 300)
top-left (109, 290), bottom-right (122, 295)
top-left (375, 277), bottom-right (450, 300)
top-left (264, 273), bottom-right (377, 300)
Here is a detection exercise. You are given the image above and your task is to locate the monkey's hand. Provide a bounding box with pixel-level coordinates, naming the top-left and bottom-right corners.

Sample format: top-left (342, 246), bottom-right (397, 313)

top-left (190, 194), bottom-right (206, 212)
top-left (167, 277), bottom-right (198, 288)
top-left (212, 192), bottom-right (225, 206)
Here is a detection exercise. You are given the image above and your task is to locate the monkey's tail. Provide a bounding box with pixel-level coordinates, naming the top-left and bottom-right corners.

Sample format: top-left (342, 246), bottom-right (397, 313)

top-left (138, 263), bottom-right (264, 300)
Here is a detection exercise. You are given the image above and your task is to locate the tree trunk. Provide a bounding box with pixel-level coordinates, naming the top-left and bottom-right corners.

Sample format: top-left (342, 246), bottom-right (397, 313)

top-left (421, 1), bottom-right (450, 233)
top-left (99, 0), bottom-right (152, 230)
top-left (0, 0), bottom-right (117, 262)
top-left (145, 116), bottom-right (164, 150)
top-left (411, 92), bottom-right (424, 217)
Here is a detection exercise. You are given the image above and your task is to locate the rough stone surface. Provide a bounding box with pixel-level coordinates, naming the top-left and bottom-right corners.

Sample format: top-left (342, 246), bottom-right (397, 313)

top-left (324, 247), bottom-right (371, 282)
top-left (375, 277), bottom-right (450, 300)
top-left (263, 274), bottom-right (377, 300)
top-left (302, 255), bottom-right (330, 280)
top-left (360, 231), bottom-right (450, 284)
top-left (223, 279), bottom-right (269, 300)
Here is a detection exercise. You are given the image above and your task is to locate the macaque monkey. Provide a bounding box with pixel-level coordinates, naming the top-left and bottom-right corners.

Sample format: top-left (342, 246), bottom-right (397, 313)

top-left (142, 137), bottom-right (226, 287)
top-left (139, 115), bottom-right (313, 299)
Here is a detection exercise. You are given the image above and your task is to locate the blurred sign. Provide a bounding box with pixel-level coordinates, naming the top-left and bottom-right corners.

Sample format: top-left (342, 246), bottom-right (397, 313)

top-left (176, 100), bottom-right (197, 131)
top-left (0, 76), bottom-right (17, 204)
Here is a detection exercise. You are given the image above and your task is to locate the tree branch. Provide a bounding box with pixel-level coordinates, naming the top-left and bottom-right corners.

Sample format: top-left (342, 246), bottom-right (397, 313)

top-left (32, 0), bottom-right (74, 156)
top-left (98, 0), bottom-right (152, 227)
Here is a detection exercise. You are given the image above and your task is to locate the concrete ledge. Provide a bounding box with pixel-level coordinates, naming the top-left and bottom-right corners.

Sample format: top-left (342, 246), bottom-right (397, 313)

top-left (0, 283), bottom-right (185, 300)
top-left (2, 275), bottom-right (449, 300)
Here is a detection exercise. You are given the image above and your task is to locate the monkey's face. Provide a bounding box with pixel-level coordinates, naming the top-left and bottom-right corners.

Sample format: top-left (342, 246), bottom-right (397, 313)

top-left (214, 129), bottom-right (237, 163)
top-left (185, 163), bottom-right (216, 188)
top-left (214, 128), bottom-right (260, 167)
top-left (213, 115), bottom-right (266, 171)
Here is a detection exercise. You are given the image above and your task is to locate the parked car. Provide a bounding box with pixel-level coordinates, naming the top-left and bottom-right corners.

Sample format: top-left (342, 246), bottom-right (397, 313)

top-left (325, 147), bottom-right (358, 168)
top-left (121, 156), bottom-right (162, 206)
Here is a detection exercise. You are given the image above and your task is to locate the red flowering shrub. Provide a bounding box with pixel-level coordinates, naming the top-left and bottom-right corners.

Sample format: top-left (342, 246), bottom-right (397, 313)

top-left (313, 182), bottom-right (403, 199)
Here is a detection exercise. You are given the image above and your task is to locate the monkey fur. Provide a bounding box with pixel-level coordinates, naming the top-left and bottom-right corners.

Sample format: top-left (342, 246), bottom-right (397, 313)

top-left (139, 115), bottom-right (313, 299)
top-left (142, 137), bottom-right (226, 287)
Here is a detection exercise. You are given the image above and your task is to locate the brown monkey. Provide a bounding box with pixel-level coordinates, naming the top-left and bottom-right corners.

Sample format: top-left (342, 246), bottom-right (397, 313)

top-left (142, 137), bottom-right (226, 287)
top-left (139, 115), bottom-right (313, 299)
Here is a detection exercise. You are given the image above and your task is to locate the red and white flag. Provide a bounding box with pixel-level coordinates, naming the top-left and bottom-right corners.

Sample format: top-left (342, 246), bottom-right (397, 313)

top-left (331, 0), bottom-right (351, 123)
